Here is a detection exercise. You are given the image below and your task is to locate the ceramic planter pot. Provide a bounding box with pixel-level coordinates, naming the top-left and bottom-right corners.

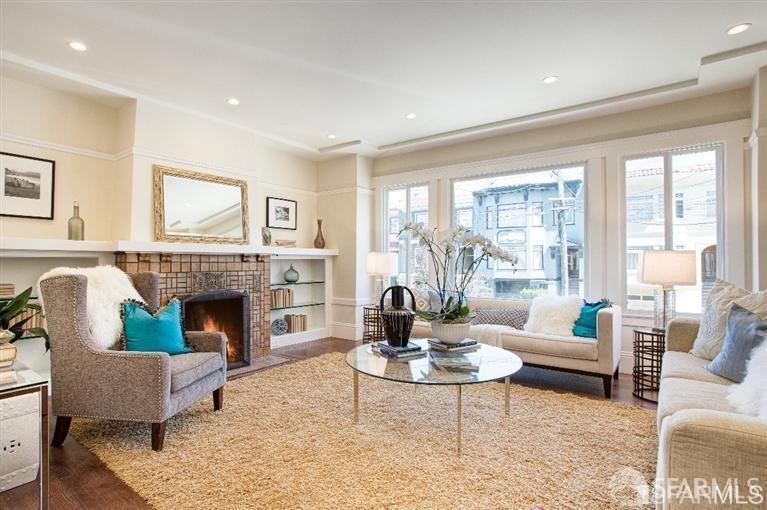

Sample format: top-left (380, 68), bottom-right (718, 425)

top-left (431, 321), bottom-right (471, 345)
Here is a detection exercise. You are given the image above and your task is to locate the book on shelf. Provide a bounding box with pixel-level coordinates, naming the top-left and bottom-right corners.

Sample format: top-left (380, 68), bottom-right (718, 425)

top-left (274, 239), bottom-right (297, 247)
top-left (270, 288), bottom-right (294, 308)
top-left (427, 338), bottom-right (479, 353)
top-left (284, 314), bottom-right (308, 333)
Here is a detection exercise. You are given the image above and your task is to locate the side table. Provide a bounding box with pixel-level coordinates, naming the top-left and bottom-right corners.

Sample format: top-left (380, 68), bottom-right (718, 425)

top-left (362, 306), bottom-right (384, 344)
top-left (632, 327), bottom-right (665, 403)
top-left (0, 362), bottom-right (49, 509)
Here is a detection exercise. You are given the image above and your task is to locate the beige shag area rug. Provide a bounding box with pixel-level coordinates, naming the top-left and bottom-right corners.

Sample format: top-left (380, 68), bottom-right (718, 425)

top-left (71, 353), bottom-right (657, 509)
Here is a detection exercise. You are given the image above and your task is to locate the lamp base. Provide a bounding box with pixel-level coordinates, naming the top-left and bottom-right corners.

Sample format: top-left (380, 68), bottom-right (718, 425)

top-left (653, 287), bottom-right (675, 331)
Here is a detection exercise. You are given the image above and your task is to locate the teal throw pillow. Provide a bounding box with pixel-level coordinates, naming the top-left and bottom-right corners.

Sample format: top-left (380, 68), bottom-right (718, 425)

top-left (572, 299), bottom-right (611, 339)
top-left (122, 299), bottom-right (191, 355)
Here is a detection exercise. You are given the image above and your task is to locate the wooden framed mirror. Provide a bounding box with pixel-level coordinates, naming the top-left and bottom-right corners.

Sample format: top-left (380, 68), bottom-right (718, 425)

top-left (153, 165), bottom-right (249, 244)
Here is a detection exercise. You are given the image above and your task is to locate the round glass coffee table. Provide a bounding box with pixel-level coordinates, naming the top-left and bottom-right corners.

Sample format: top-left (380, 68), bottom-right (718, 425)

top-left (346, 339), bottom-right (523, 455)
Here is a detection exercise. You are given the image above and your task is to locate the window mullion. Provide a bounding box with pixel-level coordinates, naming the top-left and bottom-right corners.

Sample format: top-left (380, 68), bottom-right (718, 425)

top-left (663, 152), bottom-right (673, 249)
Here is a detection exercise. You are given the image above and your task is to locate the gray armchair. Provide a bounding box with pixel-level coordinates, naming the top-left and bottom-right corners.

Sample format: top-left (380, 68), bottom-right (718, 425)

top-left (39, 271), bottom-right (227, 451)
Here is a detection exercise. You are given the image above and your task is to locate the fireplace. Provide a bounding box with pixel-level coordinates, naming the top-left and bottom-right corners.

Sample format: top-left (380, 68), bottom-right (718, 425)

top-left (182, 290), bottom-right (251, 370)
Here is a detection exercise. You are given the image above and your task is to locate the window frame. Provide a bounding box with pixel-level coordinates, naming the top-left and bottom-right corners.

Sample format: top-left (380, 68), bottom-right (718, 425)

top-left (621, 144), bottom-right (724, 314)
top-left (383, 183), bottom-right (430, 289)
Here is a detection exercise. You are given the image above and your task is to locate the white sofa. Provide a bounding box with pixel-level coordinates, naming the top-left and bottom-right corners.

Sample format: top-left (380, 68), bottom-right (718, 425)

top-left (655, 318), bottom-right (767, 509)
top-left (411, 297), bottom-right (622, 398)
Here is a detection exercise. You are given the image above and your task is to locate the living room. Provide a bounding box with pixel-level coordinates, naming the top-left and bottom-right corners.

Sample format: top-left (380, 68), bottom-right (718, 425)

top-left (0, 2), bottom-right (765, 509)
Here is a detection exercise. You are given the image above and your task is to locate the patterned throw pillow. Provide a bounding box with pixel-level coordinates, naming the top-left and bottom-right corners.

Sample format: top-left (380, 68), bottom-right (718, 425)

top-left (691, 280), bottom-right (766, 360)
top-left (472, 308), bottom-right (528, 329)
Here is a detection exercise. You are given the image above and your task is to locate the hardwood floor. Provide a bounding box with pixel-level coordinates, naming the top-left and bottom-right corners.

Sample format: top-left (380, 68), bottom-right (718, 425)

top-left (4, 338), bottom-right (656, 509)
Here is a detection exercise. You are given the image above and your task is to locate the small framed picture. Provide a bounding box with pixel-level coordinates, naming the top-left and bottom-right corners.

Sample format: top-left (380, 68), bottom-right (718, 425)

top-left (1, 152), bottom-right (55, 220)
top-left (266, 197), bottom-right (297, 230)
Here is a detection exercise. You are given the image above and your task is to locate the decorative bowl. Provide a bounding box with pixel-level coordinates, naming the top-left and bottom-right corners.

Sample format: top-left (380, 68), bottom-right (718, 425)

top-left (431, 321), bottom-right (471, 345)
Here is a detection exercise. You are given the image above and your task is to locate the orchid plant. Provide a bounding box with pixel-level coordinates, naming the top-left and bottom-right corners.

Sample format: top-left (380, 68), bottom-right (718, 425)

top-left (399, 223), bottom-right (518, 324)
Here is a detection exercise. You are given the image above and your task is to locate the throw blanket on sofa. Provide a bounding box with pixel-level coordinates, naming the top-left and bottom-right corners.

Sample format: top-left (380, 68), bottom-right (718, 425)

top-left (38, 266), bottom-right (144, 350)
top-left (469, 324), bottom-right (511, 348)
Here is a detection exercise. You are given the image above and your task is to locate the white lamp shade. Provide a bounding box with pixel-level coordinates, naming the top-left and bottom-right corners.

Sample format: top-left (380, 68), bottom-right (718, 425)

top-left (638, 250), bottom-right (697, 286)
top-left (367, 252), bottom-right (398, 276)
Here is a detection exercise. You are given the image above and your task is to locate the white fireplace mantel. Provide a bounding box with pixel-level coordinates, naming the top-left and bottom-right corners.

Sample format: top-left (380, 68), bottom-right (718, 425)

top-left (0, 237), bottom-right (339, 259)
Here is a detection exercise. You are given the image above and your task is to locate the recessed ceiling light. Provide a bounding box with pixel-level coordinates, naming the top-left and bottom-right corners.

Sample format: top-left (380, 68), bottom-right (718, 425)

top-left (327, 134), bottom-right (336, 140)
top-left (542, 75), bottom-right (559, 84)
top-left (67, 41), bottom-right (87, 52)
top-left (405, 113), bottom-right (416, 119)
top-left (225, 97), bottom-right (240, 106)
top-left (185, 203), bottom-right (192, 208)
top-left (727, 23), bottom-right (751, 35)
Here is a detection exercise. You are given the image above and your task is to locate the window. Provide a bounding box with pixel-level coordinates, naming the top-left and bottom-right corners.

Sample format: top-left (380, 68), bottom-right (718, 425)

top-left (497, 203), bottom-right (526, 228)
top-left (385, 185), bottom-right (429, 289)
top-left (453, 164), bottom-right (585, 299)
top-left (675, 193), bottom-right (684, 219)
top-left (624, 146), bottom-right (720, 314)
top-left (455, 208), bottom-right (473, 230)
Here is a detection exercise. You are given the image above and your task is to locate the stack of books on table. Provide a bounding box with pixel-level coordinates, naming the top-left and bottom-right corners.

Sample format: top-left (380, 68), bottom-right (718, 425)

top-left (429, 349), bottom-right (481, 372)
top-left (371, 342), bottom-right (426, 361)
top-left (427, 338), bottom-right (480, 353)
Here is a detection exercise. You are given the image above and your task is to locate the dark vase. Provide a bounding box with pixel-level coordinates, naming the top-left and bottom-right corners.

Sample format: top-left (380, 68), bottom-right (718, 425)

top-left (379, 285), bottom-right (416, 348)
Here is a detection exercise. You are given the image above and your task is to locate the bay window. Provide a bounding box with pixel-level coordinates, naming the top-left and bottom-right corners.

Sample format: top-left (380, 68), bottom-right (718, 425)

top-left (624, 145), bottom-right (721, 314)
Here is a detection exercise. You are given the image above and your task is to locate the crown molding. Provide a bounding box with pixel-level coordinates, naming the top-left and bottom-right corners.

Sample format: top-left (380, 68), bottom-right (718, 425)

top-left (317, 186), bottom-right (374, 197)
top-left (0, 132), bottom-right (116, 160)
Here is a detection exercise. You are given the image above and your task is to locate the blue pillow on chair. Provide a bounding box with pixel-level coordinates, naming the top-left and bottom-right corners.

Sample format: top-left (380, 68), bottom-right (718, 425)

top-left (122, 299), bottom-right (191, 355)
top-left (572, 299), bottom-right (611, 339)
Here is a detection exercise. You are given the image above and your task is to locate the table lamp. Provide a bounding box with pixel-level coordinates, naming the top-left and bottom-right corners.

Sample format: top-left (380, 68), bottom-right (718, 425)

top-left (639, 250), bottom-right (697, 331)
top-left (367, 252), bottom-right (398, 303)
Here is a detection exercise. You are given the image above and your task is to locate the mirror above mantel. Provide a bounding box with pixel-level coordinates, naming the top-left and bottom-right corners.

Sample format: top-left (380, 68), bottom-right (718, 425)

top-left (153, 165), bottom-right (249, 244)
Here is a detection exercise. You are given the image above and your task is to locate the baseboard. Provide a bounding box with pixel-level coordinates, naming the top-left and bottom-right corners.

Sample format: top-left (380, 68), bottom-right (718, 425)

top-left (620, 350), bottom-right (634, 374)
top-left (331, 321), bottom-right (363, 341)
top-left (270, 328), bottom-right (329, 349)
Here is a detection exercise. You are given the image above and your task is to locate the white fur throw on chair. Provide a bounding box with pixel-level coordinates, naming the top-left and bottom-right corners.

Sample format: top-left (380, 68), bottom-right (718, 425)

top-left (524, 295), bottom-right (583, 337)
top-left (728, 341), bottom-right (767, 419)
top-left (38, 266), bottom-right (144, 350)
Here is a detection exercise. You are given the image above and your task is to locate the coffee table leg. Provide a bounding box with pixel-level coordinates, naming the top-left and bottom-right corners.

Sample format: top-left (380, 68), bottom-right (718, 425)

top-left (505, 376), bottom-right (510, 416)
top-left (456, 385), bottom-right (462, 456)
top-left (353, 371), bottom-right (359, 424)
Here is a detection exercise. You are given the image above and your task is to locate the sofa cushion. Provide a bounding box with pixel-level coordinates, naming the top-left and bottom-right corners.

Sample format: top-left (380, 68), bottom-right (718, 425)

top-left (500, 329), bottom-right (598, 361)
top-left (661, 351), bottom-right (731, 385)
top-left (170, 352), bottom-right (224, 392)
top-left (657, 377), bottom-right (736, 431)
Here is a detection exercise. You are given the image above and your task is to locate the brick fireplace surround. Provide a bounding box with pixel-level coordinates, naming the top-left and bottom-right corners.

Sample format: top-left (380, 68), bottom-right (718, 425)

top-left (115, 252), bottom-right (271, 373)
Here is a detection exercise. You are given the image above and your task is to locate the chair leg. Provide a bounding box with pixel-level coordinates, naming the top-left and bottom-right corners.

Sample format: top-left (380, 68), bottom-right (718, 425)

top-left (213, 387), bottom-right (224, 411)
top-left (614, 364), bottom-right (620, 380)
top-left (51, 416), bottom-right (72, 447)
top-left (151, 421), bottom-right (166, 451)
top-left (602, 375), bottom-right (613, 399)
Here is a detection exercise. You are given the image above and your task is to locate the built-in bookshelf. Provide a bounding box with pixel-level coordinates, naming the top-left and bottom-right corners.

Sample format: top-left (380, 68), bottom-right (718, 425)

top-left (269, 256), bottom-right (332, 348)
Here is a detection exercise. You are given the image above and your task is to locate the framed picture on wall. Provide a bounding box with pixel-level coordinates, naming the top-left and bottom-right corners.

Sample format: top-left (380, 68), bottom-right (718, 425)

top-left (0, 152), bottom-right (55, 220)
top-left (266, 196), bottom-right (297, 230)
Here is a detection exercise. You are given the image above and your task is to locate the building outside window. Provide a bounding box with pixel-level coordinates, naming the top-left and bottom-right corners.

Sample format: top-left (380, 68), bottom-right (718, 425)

top-left (385, 185), bottom-right (429, 289)
top-left (624, 146), bottom-right (720, 314)
top-left (452, 164), bottom-right (584, 299)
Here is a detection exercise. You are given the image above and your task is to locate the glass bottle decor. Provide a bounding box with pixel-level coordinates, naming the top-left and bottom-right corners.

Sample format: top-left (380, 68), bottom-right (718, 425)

top-left (284, 264), bottom-right (300, 283)
top-left (314, 219), bottom-right (326, 249)
top-left (67, 201), bottom-right (85, 241)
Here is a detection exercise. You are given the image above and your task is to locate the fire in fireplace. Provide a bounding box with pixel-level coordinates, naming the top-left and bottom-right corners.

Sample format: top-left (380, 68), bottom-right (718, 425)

top-left (181, 290), bottom-right (251, 370)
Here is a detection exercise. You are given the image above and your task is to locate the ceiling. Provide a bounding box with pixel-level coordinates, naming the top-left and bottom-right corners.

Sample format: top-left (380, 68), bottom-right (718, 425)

top-left (1, 1), bottom-right (766, 160)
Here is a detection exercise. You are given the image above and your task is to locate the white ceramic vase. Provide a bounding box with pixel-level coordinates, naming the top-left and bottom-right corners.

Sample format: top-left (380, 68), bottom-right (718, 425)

top-left (431, 321), bottom-right (471, 345)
